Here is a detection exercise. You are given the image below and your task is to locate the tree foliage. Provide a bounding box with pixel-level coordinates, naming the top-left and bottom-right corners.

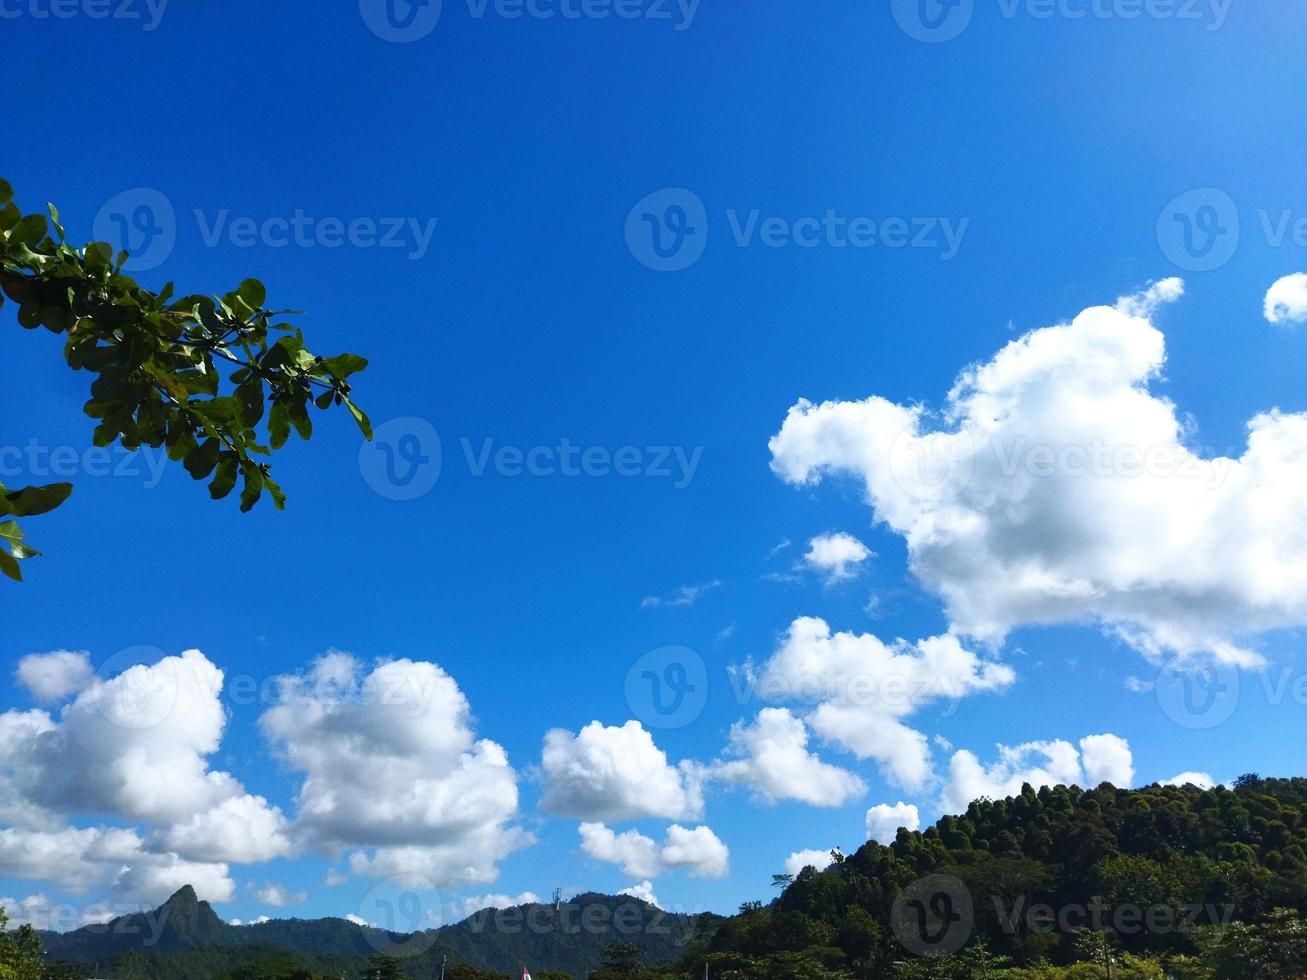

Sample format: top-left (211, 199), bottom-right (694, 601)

top-left (0, 177), bottom-right (370, 579)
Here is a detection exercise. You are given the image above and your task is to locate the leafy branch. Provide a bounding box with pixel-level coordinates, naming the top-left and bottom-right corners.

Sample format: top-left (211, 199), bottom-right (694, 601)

top-left (0, 177), bottom-right (371, 580)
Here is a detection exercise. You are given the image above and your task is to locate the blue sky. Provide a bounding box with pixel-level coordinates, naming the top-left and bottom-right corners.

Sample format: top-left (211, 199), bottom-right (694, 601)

top-left (4, 0), bottom-right (1307, 933)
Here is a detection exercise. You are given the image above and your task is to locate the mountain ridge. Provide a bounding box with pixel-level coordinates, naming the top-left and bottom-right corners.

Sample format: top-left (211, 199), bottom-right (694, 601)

top-left (41, 887), bottom-right (715, 978)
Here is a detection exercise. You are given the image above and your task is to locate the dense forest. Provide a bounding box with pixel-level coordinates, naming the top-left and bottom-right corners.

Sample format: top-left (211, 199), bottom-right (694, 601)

top-left (7, 777), bottom-right (1307, 979)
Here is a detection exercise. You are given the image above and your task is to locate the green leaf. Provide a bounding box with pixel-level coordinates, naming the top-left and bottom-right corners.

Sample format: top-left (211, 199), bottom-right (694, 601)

top-left (237, 278), bottom-right (267, 310)
top-left (238, 467), bottom-right (263, 512)
top-left (209, 455), bottom-right (239, 500)
top-left (322, 354), bottom-right (369, 378)
top-left (17, 302), bottom-right (42, 329)
top-left (2, 484), bottom-right (73, 518)
top-left (0, 550), bottom-right (22, 582)
top-left (268, 402), bottom-right (290, 449)
top-left (343, 396), bottom-right (373, 440)
top-left (47, 203), bottom-right (64, 240)
top-left (183, 438), bottom-right (221, 481)
top-left (0, 177), bottom-right (11, 205)
top-left (289, 402), bottom-right (313, 441)
top-left (236, 380), bottom-right (265, 428)
top-left (84, 241), bottom-right (113, 268)
top-left (12, 214), bottom-right (47, 247)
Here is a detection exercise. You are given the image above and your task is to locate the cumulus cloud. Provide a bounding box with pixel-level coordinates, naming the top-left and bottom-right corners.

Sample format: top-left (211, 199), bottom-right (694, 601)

top-left (0, 650), bottom-right (285, 901)
top-left (459, 891), bottom-right (541, 917)
top-left (250, 881), bottom-right (308, 907)
top-left (803, 533), bottom-right (873, 583)
top-left (2, 651), bottom-right (290, 854)
top-left (1162, 771), bottom-right (1216, 789)
top-left (783, 848), bottom-right (835, 876)
top-left (1079, 733), bottom-right (1135, 788)
top-left (540, 721), bottom-right (704, 822)
top-left (578, 823), bottom-right (729, 879)
top-left (1265, 273), bottom-right (1307, 325)
top-left (770, 279), bottom-right (1307, 666)
top-left (152, 794), bottom-right (292, 865)
top-left (712, 708), bottom-right (865, 806)
top-left (743, 617), bottom-right (1013, 791)
top-left (941, 734), bottom-right (1134, 814)
top-left (260, 654), bottom-right (528, 888)
top-left (618, 880), bottom-right (660, 907)
top-left (0, 822), bottom-right (236, 907)
top-left (14, 651), bottom-right (94, 703)
top-left (865, 802), bottom-right (920, 845)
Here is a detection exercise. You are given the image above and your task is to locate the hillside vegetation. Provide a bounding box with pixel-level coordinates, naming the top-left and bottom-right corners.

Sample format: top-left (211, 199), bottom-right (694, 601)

top-left (8, 777), bottom-right (1307, 978)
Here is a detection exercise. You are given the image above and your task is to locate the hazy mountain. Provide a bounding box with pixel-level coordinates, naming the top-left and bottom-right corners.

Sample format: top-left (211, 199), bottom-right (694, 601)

top-left (41, 887), bottom-right (717, 979)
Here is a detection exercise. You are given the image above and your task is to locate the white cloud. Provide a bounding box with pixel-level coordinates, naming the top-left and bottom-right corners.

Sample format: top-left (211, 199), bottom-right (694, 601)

top-left (865, 802), bottom-right (920, 845)
top-left (744, 617), bottom-right (1013, 791)
top-left (618, 880), bottom-right (660, 907)
top-left (459, 892), bottom-right (541, 917)
top-left (14, 651), bottom-right (94, 703)
top-left (1079, 733), bottom-right (1135, 787)
top-left (803, 533), bottom-right (873, 583)
top-left (660, 824), bottom-right (730, 878)
top-left (250, 881), bottom-right (308, 907)
top-left (152, 794), bottom-right (292, 864)
top-left (1162, 771), bottom-right (1216, 790)
top-left (540, 721), bottom-right (704, 822)
top-left (0, 893), bottom-right (118, 931)
top-left (261, 654), bottom-right (528, 889)
top-left (578, 823), bottom-right (729, 879)
top-left (5, 652), bottom-right (269, 827)
top-left (641, 580), bottom-right (723, 609)
top-left (110, 852), bottom-right (235, 905)
top-left (941, 733), bottom-right (1134, 814)
top-left (344, 913), bottom-right (370, 927)
top-left (579, 824), bottom-right (659, 878)
top-left (0, 650), bottom-right (288, 897)
top-left (783, 849), bottom-right (835, 876)
top-left (712, 708), bottom-right (865, 806)
top-left (1265, 273), bottom-right (1307, 325)
top-left (770, 279), bottom-right (1307, 666)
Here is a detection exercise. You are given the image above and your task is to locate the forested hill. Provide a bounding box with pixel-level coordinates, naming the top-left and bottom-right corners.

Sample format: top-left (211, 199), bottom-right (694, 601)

top-left (701, 775), bottom-right (1307, 977)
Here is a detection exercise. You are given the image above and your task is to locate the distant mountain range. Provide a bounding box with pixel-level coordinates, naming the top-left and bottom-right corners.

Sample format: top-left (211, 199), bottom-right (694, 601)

top-left (40, 885), bottom-right (718, 979)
